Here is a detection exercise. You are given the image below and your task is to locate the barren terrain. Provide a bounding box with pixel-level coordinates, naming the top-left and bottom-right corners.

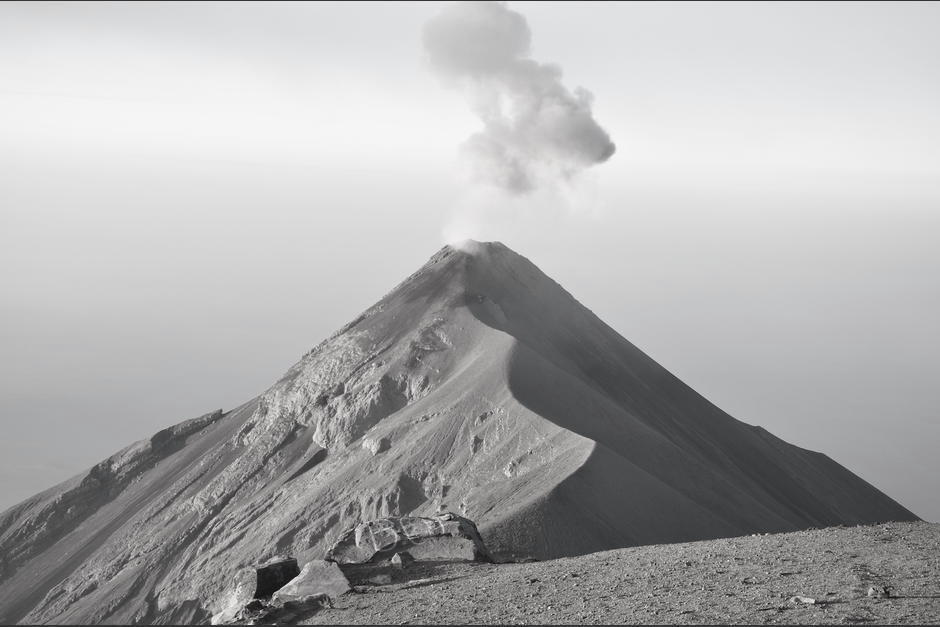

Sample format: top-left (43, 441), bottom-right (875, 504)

top-left (304, 522), bottom-right (940, 625)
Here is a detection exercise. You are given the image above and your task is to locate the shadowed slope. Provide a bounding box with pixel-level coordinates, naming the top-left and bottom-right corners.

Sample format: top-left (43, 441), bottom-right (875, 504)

top-left (460, 241), bottom-right (916, 556)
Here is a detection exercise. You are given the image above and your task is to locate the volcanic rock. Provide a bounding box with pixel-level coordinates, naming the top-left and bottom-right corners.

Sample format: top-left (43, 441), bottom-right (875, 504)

top-left (225, 595), bottom-right (330, 626)
top-left (210, 558), bottom-right (300, 625)
top-left (254, 558), bottom-right (300, 598)
top-left (362, 435), bottom-right (391, 455)
top-left (327, 513), bottom-right (491, 564)
top-left (367, 574), bottom-right (392, 586)
top-left (391, 552), bottom-right (414, 568)
top-left (271, 560), bottom-right (350, 603)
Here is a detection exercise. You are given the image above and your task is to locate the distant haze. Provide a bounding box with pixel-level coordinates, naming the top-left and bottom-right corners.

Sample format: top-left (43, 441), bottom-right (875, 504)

top-left (1, 1), bottom-right (938, 522)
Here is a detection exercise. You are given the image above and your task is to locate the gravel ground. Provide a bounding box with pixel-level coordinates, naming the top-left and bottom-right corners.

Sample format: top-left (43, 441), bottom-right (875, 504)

top-left (299, 521), bottom-right (940, 625)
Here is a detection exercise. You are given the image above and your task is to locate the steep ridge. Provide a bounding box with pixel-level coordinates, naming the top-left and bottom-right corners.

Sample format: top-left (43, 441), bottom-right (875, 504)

top-left (0, 240), bottom-right (917, 624)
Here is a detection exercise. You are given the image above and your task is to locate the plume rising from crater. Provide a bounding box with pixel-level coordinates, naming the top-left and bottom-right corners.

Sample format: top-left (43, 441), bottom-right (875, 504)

top-left (423, 1), bottom-right (616, 194)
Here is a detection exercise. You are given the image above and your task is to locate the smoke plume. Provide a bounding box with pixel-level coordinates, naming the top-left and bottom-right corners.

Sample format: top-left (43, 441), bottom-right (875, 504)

top-left (423, 1), bottom-right (616, 194)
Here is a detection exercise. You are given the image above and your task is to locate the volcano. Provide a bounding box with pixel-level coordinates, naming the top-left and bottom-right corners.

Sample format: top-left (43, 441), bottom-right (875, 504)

top-left (0, 240), bottom-right (917, 624)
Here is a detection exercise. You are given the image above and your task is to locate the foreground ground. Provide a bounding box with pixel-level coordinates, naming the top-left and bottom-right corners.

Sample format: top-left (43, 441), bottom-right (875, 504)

top-left (299, 522), bottom-right (939, 625)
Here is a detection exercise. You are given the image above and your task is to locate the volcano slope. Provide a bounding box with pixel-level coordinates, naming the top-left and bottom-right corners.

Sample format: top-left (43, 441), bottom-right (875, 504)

top-left (0, 240), bottom-right (917, 624)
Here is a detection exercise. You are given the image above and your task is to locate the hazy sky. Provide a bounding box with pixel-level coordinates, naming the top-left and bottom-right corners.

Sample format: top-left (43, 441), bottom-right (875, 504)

top-left (1, 1), bottom-right (938, 522)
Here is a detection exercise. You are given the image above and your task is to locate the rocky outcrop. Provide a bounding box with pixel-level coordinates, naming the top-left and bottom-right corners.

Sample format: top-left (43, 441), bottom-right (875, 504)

top-left (252, 558), bottom-right (300, 599)
top-left (232, 596), bottom-right (332, 625)
top-left (212, 558), bottom-right (348, 625)
top-left (327, 513), bottom-right (492, 565)
top-left (272, 561), bottom-right (349, 603)
top-left (211, 557), bottom-right (299, 625)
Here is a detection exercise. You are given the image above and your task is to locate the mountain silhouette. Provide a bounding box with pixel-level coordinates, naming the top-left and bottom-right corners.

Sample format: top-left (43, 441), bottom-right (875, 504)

top-left (0, 240), bottom-right (917, 624)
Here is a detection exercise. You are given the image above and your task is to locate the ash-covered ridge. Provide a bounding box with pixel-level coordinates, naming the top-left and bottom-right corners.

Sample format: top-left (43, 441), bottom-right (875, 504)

top-left (0, 240), bottom-right (917, 624)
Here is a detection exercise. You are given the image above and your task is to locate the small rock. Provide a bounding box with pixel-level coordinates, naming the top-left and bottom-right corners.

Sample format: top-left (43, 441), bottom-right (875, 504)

top-left (867, 586), bottom-right (891, 598)
top-left (283, 593), bottom-right (332, 610)
top-left (362, 436), bottom-right (391, 455)
top-left (368, 574), bottom-right (392, 585)
top-left (789, 595), bottom-right (816, 604)
top-left (391, 552), bottom-right (414, 568)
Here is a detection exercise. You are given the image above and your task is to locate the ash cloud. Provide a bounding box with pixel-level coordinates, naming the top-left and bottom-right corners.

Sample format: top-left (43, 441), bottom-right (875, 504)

top-left (423, 1), bottom-right (616, 194)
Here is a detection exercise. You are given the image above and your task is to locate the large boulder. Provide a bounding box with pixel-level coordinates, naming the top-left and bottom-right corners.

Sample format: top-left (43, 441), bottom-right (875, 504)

top-left (210, 557), bottom-right (300, 624)
top-left (253, 557), bottom-right (300, 598)
top-left (326, 512), bottom-right (491, 564)
top-left (272, 560), bottom-right (350, 603)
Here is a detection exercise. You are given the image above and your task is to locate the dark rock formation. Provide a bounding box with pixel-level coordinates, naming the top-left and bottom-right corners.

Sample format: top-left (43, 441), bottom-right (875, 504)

top-left (226, 595), bottom-right (331, 625)
top-left (212, 558), bottom-right (346, 625)
top-left (253, 558), bottom-right (300, 599)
